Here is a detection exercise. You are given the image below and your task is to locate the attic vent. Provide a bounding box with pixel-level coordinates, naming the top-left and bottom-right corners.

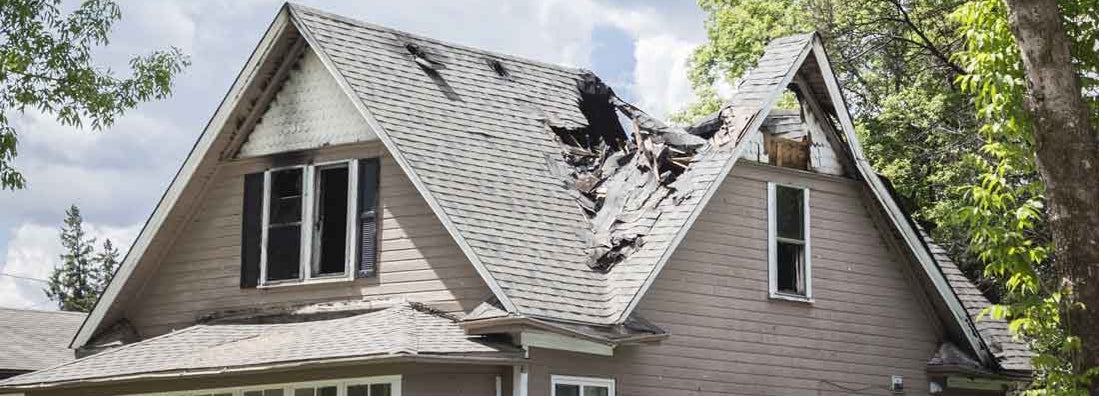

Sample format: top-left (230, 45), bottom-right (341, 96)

top-left (486, 58), bottom-right (511, 79)
top-left (405, 43), bottom-right (446, 71)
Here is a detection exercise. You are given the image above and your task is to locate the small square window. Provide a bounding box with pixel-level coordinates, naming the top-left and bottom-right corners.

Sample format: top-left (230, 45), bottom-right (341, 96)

top-left (768, 183), bottom-right (811, 300)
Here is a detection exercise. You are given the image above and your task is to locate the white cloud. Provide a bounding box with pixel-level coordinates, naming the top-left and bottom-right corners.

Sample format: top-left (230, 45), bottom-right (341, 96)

top-left (0, 222), bottom-right (139, 310)
top-left (631, 34), bottom-right (698, 118)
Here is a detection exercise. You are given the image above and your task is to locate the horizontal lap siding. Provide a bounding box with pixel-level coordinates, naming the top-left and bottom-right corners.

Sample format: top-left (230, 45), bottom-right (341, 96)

top-left (127, 143), bottom-right (491, 337)
top-left (529, 163), bottom-right (942, 396)
top-left (28, 363), bottom-right (507, 396)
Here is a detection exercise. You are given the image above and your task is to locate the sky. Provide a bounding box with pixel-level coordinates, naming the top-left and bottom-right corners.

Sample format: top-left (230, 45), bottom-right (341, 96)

top-left (0, 0), bottom-right (708, 310)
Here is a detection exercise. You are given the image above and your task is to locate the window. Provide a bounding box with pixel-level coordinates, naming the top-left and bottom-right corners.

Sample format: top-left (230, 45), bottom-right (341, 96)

top-left (256, 159), bottom-right (379, 286)
top-left (768, 182), bottom-right (811, 301)
top-left (127, 376), bottom-right (400, 396)
top-left (551, 375), bottom-right (614, 396)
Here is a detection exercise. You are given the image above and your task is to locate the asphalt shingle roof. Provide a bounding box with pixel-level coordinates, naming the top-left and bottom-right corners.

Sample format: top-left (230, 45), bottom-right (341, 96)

top-left (1, 303), bottom-right (518, 387)
top-left (290, 4), bottom-right (814, 324)
top-left (926, 236), bottom-right (1033, 373)
top-left (0, 308), bottom-right (83, 373)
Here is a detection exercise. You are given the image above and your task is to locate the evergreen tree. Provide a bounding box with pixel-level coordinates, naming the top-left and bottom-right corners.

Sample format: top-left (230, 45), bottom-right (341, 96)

top-left (45, 205), bottom-right (105, 312)
top-left (94, 238), bottom-right (121, 292)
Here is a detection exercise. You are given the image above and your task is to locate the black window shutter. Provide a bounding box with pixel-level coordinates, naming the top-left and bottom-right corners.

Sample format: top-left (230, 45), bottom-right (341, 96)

top-left (240, 172), bottom-right (264, 288)
top-left (357, 158), bottom-right (381, 278)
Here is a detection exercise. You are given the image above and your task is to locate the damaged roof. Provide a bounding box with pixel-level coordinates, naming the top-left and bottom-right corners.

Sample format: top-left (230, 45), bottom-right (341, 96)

top-left (1, 303), bottom-right (519, 388)
top-left (72, 3), bottom-right (1025, 377)
top-left (290, 4), bottom-right (816, 325)
top-left (0, 308), bottom-right (84, 375)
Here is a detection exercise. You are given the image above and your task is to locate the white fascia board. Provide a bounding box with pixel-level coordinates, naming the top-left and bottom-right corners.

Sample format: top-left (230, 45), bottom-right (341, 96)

top-left (616, 39), bottom-right (814, 323)
top-left (285, 5), bottom-right (518, 313)
top-left (70, 7), bottom-right (295, 349)
top-left (807, 37), bottom-right (991, 365)
top-left (519, 331), bottom-right (614, 356)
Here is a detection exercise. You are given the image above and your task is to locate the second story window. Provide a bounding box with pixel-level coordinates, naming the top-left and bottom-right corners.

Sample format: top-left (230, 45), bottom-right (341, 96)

top-left (242, 158), bottom-right (381, 288)
top-left (768, 182), bottom-right (811, 301)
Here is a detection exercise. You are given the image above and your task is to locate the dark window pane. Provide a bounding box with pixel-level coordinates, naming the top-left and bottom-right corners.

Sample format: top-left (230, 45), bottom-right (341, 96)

top-left (267, 225), bottom-right (301, 281)
top-left (317, 386), bottom-right (337, 396)
top-left (315, 165), bottom-right (349, 275)
top-left (776, 241), bottom-right (805, 295)
top-left (294, 389), bottom-right (315, 396)
top-left (370, 384), bottom-right (391, 396)
top-left (555, 384), bottom-right (580, 396)
top-left (264, 390), bottom-right (284, 396)
top-left (775, 186), bottom-right (804, 240)
top-left (583, 386), bottom-right (609, 396)
top-left (269, 169), bottom-right (303, 225)
top-left (348, 385), bottom-right (368, 396)
top-left (243, 392), bottom-right (264, 396)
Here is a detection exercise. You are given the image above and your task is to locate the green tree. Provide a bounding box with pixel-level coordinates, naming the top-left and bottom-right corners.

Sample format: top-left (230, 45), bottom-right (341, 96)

top-left (953, 0), bottom-right (1099, 393)
top-left (0, 0), bottom-right (189, 189)
top-left (45, 205), bottom-right (118, 312)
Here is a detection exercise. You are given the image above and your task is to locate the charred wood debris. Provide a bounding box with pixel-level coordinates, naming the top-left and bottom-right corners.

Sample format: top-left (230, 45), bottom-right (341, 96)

top-left (548, 72), bottom-right (710, 272)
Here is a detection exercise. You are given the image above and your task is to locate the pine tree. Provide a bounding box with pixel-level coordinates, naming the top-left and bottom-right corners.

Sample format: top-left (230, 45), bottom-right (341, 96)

top-left (46, 205), bottom-right (100, 312)
top-left (94, 239), bottom-right (121, 293)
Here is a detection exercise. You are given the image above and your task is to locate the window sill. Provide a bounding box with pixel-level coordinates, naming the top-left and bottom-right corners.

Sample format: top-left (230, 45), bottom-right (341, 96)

top-left (769, 292), bottom-right (813, 304)
top-left (258, 275), bottom-right (354, 289)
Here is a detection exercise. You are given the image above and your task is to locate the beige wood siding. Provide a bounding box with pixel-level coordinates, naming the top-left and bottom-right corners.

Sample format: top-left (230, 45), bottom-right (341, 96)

top-left (527, 162), bottom-right (944, 396)
top-left (26, 363), bottom-right (507, 396)
top-left (126, 142), bottom-right (491, 337)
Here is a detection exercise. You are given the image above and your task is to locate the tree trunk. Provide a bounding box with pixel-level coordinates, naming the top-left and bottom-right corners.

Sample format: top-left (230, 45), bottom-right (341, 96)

top-left (1003, 0), bottom-right (1099, 391)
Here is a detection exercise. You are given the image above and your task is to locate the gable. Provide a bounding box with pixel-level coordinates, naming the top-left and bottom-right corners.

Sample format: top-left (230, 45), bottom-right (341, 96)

top-left (631, 163), bottom-right (944, 392)
top-left (237, 48), bottom-right (376, 158)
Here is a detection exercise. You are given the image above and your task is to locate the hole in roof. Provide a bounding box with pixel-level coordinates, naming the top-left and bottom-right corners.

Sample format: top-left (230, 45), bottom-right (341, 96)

top-left (486, 58), bottom-right (511, 79)
top-left (405, 43), bottom-right (446, 71)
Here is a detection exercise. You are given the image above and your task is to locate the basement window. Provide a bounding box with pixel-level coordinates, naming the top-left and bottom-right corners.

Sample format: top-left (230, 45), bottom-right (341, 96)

top-left (768, 182), bottom-right (812, 301)
top-left (552, 375), bottom-right (615, 396)
top-left (260, 159), bottom-right (378, 286)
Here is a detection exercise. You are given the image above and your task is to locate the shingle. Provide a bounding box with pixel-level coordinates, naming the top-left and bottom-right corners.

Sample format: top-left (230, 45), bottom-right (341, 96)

top-left (0, 308), bottom-right (84, 373)
top-left (0, 303), bottom-right (518, 387)
top-left (920, 231), bottom-right (1033, 372)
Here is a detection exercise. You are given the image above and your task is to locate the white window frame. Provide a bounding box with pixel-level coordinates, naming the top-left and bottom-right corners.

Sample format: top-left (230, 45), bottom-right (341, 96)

top-left (259, 159), bottom-right (361, 287)
top-left (767, 182), bottom-right (812, 302)
top-left (551, 375), bottom-right (615, 396)
top-left (124, 375), bottom-right (401, 396)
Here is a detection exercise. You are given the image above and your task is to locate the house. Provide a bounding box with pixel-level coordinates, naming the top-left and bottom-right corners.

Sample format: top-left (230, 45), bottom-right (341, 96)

top-left (0, 308), bottom-right (84, 380)
top-left (0, 3), bottom-right (1032, 395)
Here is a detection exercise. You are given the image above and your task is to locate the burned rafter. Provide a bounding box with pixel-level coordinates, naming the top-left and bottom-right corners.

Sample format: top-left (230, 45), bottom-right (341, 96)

top-left (550, 71), bottom-right (708, 271)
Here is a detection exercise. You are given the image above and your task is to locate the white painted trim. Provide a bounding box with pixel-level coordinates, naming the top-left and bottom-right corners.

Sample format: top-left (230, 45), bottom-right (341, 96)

top-left (286, 5), bottom-right (518, 312)
top-left (70, 7), bottom-right (295, 348)
top-left (520, 331), bottom-right (614, 356)
top-left (512, 365), bottom-right (528, 396)
top-left (121, 375), bottom-right (401, 396)
top-left (550, 375), bottom-right (615, 396)
top-left (616, 37), bottom-right (815, 323)
top-left (809, 37), bottom-right (990, 365)
top-left (767, 182), bottom-right (813, 302)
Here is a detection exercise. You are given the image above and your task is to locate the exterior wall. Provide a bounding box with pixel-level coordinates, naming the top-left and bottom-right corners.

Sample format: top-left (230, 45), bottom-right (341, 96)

top-left (126, 142), bottom-right (492, 337)
top-left (527, 162), bottom-right (946, 396)
top-left (25, 363), bottom-right (508, 396)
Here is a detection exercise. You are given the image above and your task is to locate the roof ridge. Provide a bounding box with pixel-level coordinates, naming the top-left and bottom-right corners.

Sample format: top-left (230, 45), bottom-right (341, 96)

top-left (286, 3), bottom-right (584, 75)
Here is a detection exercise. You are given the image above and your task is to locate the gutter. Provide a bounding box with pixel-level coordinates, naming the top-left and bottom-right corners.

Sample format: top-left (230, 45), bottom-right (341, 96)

top-left (462, 315), bottom-right (669, 346)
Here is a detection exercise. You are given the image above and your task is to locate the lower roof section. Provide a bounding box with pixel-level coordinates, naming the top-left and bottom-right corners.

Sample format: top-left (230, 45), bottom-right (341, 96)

top-left (0, 303), bottom-right (520, 390)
